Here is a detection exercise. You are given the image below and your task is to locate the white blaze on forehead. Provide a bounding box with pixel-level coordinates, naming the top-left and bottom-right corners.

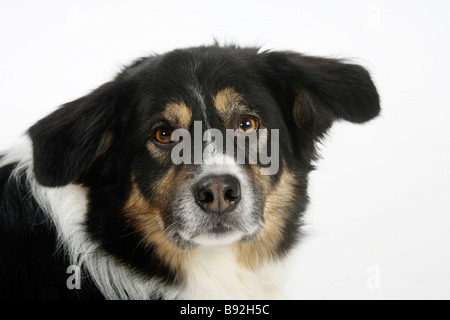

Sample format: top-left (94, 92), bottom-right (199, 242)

top-left (199, 154), bottom-right (243, 177)
top-left (188, 84), bottom-right (211, 131)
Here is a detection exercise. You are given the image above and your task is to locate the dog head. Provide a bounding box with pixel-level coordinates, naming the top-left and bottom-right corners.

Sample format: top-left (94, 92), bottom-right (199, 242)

top-left (29, 45), bottom-right (379, 273)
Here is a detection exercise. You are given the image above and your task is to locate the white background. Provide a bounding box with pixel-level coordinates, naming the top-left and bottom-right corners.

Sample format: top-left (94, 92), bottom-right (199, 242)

top-left (1, 0), bottom-right (449, 299)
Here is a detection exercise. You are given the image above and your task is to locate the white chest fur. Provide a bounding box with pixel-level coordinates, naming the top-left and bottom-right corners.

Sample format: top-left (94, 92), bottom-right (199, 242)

top-left (179, 245), bottom-right (286, 300)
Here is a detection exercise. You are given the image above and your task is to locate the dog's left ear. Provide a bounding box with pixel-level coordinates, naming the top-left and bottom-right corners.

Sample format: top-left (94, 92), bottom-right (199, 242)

top-left (257, 51), bottom-right (380, 160)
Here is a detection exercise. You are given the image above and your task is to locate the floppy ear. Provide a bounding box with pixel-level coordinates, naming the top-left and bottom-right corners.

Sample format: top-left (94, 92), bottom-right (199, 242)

top-left (29, 79), bottom-right (136, 187)
top-left (258, 51), bottom-right (380, 161)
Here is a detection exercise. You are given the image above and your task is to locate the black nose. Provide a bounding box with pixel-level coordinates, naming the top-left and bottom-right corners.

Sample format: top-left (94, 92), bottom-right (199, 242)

top-left (194, 175), bottom-right (241, 214)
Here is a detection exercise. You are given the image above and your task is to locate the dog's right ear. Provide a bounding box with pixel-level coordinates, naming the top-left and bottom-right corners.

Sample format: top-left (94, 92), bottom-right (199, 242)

top-left (29, 79), bottom-right (137, 187)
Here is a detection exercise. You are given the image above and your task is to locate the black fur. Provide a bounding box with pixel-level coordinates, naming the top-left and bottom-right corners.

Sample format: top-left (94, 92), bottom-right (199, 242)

top-left (0, 164), bottom-right (102, 299)
top-left (0, 45), bottom-right (379, 299)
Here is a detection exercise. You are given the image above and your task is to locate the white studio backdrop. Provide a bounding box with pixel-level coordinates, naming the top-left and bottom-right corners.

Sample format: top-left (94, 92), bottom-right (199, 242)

top-left (0, 0), bottom-right (449, 299)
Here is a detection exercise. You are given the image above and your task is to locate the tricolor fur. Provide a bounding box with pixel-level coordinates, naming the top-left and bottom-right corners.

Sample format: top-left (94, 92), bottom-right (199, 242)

top-left (0, 45), bottom-right (380, 299)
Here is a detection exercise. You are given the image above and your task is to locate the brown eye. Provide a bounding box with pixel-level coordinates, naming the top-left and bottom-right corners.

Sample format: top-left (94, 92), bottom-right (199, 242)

top-left (154, 126), bottom-right (174, 144)
top-left (238, 116), bottom-right (259, 134)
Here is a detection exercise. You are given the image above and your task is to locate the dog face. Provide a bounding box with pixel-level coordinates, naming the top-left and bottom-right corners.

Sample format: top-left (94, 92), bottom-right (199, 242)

top-left (126, 51), bottom-right (294, 250)
top-left (29, 46), bottom-right (379, 277)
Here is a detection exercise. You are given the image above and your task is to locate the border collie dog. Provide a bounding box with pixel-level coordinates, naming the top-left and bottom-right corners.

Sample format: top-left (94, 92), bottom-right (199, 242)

top-left (0, 45), bottom-right (379, 299)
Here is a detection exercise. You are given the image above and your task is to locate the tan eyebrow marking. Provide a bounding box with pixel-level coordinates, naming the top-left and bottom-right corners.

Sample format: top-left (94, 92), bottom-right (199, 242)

top-left (162, 102), bottom-right (193, 128)
top-left (213, 87), bottom-right (245, 116)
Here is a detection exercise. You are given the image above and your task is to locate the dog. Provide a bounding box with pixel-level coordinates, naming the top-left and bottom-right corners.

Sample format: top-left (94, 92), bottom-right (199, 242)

top-left (0, 45), bottom-right (380, 299)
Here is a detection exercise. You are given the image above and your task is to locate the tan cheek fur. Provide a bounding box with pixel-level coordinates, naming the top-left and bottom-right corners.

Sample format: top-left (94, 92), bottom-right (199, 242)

top-left (234, 166), bottom-right (298, 270)
top-left (123, 170), bottom-right (190, 280)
